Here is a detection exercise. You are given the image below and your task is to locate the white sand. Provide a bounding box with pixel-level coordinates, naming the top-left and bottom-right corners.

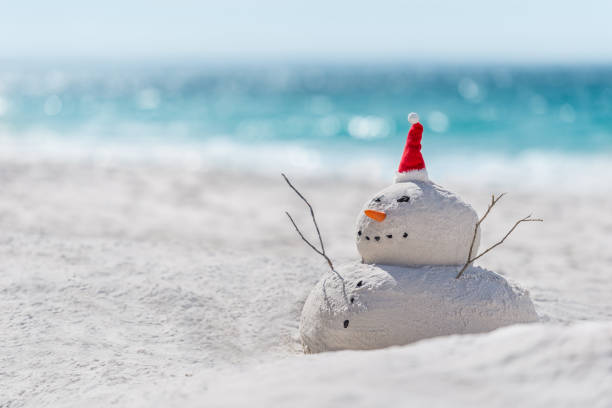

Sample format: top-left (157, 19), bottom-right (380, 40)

top-left (1, 156), bottom-right (612, 407)
top-left (200, 322), bottom-right (612, 408)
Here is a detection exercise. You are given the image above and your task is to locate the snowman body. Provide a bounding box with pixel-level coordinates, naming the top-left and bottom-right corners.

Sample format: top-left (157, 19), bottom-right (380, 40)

top-left (300, 262), bottom-right (538, 353)
top-left (299, 114), bottom-right (538, 353)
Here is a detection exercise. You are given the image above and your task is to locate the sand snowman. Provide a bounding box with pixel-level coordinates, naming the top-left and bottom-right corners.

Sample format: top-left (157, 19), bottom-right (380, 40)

top-left (287, 113), bottom-right (539, 353)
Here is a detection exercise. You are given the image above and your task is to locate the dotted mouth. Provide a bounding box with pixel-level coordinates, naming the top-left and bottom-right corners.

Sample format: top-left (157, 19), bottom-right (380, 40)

top-left (359, 231), bottom-right (408, 241)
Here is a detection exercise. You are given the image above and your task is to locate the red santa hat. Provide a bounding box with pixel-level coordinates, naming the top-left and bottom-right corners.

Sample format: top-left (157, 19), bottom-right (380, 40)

top-left (395, 112), bottom-right (429, 183)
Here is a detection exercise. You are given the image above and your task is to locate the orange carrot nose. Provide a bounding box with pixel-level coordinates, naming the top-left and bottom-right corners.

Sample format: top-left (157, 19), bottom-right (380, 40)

top-left (364, 209), bottom-right (386, 222)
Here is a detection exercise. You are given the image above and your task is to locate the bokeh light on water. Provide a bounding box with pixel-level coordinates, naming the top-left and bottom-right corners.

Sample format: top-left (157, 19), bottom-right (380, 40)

top-left (0, 63), bottom-right (611, 180)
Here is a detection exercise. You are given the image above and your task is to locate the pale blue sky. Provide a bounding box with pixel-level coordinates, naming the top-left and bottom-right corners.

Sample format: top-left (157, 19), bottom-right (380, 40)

top-left (1, 0), bottom-right (611, 62)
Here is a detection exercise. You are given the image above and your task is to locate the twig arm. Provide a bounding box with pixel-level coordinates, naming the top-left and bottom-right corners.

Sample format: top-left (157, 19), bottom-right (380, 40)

top-left (456, 192), bottom-right (542, 279)
top-left (285, 212), bottom-right (324, 257)
top-left (281, 173), bottom-right (326, 255)
top-left (285, 212), bottom-right (334, 271)
top-left (468, 216), bottom-right (543, 264)
top-left (458, 193), bottom-right (506, 278)
top-left (282, 173), bottom-right (336, 273)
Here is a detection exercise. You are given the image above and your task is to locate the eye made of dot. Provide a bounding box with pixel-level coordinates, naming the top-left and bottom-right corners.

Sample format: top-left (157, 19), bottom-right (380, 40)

top-left (356, 280), bottom-right (363, 287)
top-left (403, 232), bottom-right (408, 238)
top-left (343, 320), bottom-right (349, 328)
top-left (397, 195), bottom-right (410, 202)
top-left (358, 230), bottom-right (362, 236)
top-left (374, 196), bottom-right (382, 202)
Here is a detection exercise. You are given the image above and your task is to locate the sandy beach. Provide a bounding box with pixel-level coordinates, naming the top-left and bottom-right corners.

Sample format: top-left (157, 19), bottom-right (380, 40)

top-left (1, 155), bottom-right (611, 407)
top-left (2, 0), bottom-right (611, 404)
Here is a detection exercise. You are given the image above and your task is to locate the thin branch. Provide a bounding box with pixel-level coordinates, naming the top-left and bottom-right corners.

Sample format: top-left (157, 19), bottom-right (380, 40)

top-left (464, 193), bottom-right (506, 268)
top-left (469, 215), bottom-right (543, 265)
top-left (285, 211), bottom-right (334, 271)
top-left (456, 194), bottom-right (542, 279)
top-left (281, 173), bottom-right (326, 255)
top-left (282, 173), bottom-right (336, 275)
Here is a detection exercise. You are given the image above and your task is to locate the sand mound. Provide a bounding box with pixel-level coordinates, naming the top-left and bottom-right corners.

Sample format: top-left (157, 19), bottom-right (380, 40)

top-left (200, 322), bottom-right (612, 408)
top-left (300, 262), bottom-right (538, 353)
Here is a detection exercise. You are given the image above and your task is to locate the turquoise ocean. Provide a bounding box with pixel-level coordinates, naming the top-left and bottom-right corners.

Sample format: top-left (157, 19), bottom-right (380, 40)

top-left (1, 63), bottom-right (611, 189)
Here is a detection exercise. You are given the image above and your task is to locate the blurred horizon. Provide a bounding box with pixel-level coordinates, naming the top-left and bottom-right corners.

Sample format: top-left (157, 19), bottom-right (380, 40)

top-left (3, 56), bottom-right (612, 68)
top-left (1, 63), bottom-right (611, 189)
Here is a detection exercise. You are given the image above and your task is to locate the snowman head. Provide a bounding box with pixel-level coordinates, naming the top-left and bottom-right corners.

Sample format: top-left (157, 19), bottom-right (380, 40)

top-left (355, 180), bottom-right (480, 266)
top-left (355, 113), bottom-right (479, 266)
